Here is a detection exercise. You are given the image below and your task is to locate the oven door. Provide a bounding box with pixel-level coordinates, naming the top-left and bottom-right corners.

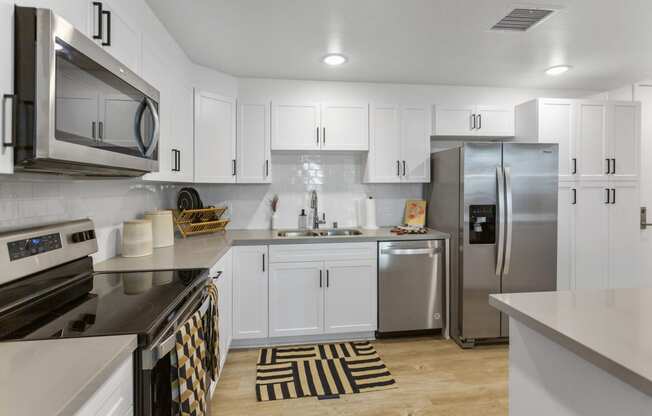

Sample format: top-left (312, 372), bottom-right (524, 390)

top-left (139, 288), bottom-right (211, 416)
top-left (15, 7), bottom-right (160, 174)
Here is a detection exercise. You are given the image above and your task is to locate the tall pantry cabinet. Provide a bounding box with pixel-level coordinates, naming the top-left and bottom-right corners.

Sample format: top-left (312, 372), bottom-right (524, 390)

top-left (515, 98), bottom-right (641, 290)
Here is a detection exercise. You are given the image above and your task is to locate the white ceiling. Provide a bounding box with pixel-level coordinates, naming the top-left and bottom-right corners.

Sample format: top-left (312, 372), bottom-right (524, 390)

top-left (146, 0), bottom-right (652, 90)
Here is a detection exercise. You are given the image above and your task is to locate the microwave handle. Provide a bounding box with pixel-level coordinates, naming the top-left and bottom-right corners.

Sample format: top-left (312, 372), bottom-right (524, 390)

top-left (135, 97), bottom-right (160, 157)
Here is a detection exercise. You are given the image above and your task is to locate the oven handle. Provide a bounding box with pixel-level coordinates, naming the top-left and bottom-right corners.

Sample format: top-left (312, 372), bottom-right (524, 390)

top-left (141, 287), bottom-right (210, 370)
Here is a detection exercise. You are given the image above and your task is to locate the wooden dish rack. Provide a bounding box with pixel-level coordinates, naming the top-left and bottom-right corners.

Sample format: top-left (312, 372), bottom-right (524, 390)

top-left (173, 207), bottom-right (229, 238)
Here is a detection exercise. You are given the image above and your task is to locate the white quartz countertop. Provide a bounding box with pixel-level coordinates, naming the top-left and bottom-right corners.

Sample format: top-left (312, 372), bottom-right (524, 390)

top-left (0, 335), bottom-right (137, 416)
top-left (95, 227), bottom-right (449, 272)
top-left (490, 289), bottom-right (652, 396)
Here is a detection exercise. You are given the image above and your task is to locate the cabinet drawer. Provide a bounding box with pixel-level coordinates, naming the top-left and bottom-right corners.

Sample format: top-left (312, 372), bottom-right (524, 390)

top-left (74, 355), bottom-right (133, 416)
top-left (269, 242), bottom-right (376, 263)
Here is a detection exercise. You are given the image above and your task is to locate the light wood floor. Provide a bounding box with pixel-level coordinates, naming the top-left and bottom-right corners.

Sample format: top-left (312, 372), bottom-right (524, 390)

top-left (211, 337), bottom-right (508, 416)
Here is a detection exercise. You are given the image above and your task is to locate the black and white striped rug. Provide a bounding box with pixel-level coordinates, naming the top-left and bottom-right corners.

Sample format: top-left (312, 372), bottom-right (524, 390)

top-left (255, 341), bottom-right (396, 401)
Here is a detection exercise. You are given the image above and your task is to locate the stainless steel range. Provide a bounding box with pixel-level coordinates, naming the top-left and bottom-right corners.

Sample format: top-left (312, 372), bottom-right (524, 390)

top-left (0, 219), bottom-right (211, 415)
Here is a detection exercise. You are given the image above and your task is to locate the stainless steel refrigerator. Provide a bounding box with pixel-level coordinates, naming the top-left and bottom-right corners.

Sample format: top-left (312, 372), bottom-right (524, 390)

top-left (425, 142), bottom-right (558, 348)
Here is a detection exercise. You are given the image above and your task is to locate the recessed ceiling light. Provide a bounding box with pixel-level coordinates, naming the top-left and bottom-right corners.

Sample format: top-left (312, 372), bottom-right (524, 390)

top-left (545, 65), bottom-right (572, 76)
top-left (322, 54), bottom-right (348, 66)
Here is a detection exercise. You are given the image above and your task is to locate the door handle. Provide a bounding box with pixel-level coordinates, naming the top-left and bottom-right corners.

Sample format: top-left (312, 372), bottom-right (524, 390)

top-left (477, 114), bottom-right (482, 130)
top-left (396, 160), bottom-right (400, 177)
top-left (571, 188), bottom-right (576, 205)
top-left (604, 188), bottom-right (610, 204)
top-left (91, 121), bottom-right (96, 140)
top-left (495, 166), bottom-right (506, 276)
top-left (471, 114), bottom-right (476, 130)
top-left (101, 9), bottom-right (111, 46)
top-left (611, 188), bottom-right (616, 204)
top-left (382, 248), bottom-right (439, 255)
top-left (98, 121), bottom-right (103, 140)
top-left (572, 158), bottom-right (577, 174)
top-left (2, 94), bottom-right (16, 148)
top-left (232, 159), bottom-right (236, 176)
top-left (316, 126), bottom-right (319, 145)
top-left (92, 2), bottom-right (103, 40)
top-left (605, 158), bottom-right (611, 175)
top-left (319, 270), bottom-right (322, 288)
top-left (265, 159), bottom-right (269, 177)
top-left (262, 253), bottom-right (265, 272)
top-left (402, 160), bottom-right (406, 177)
top-left (612, 158), bottom-right (616, 174)
top-left (322, 127), bottom-right (326, 145)
top-left (503, 166), bottom-right (513, 275)
top-left (326, 269), bottom-right (330, 288)
top-left (177, 149), bottom-right (181, 172)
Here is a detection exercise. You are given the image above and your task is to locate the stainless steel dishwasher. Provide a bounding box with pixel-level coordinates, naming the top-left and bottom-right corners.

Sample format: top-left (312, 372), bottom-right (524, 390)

top-left (378, 240), bottom-right (443, 334)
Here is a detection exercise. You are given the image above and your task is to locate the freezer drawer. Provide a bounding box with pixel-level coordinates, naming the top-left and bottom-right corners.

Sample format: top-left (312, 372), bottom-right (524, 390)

top-left (378, 240), bottom-right (443, 333)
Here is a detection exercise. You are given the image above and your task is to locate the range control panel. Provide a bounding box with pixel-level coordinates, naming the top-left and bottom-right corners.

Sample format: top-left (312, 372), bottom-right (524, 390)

top-left (7, 233), bottom-right (62, 261)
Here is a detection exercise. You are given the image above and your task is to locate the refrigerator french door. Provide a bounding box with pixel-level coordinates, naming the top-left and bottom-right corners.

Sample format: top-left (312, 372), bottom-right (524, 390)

top-left (427, 142), bottom-right (558, 347)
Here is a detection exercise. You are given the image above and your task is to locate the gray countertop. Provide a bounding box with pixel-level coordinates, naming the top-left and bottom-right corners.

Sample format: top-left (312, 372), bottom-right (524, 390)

top-left (0, 335), bottom-right (137, 416)
top-left (95, 227), bottom-right (449, 272)
top-left (490, 289), bottom-right (652, 397)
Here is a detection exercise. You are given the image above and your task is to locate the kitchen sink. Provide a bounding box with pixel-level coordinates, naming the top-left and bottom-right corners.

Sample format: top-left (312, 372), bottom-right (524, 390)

top-left (276, 230), bottom-right (320, 237)
top-left (276, 229), bottom-right (363, 237)
top-left (318, 229), bottom-right (363, 236)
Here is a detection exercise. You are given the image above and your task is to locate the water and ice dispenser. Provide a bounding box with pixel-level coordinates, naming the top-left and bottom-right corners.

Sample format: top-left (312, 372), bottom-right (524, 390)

top-left (469, 205), bottom-right (496, 244)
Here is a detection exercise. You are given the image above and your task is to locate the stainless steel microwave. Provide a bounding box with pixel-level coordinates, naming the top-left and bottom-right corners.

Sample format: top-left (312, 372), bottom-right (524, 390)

top-left (13, 6), bottom-right (159, 177)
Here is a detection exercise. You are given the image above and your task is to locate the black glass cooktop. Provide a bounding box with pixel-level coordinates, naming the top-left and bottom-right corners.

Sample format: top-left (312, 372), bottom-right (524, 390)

top-left (0, 257), bottom-right (208, 346)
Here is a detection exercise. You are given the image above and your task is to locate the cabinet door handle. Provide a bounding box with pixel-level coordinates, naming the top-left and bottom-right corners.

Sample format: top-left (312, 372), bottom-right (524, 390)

top-left (232, 159), bottom-right (236, 176)
top-left (572, 158), bottom-right (577, 174)
top-left (98, 121), bottom-right (103, 140)
top-left (611, 188), bottom-right (616, 204)
top-left (322, 127), bottom-right (326, 145)
top-left (396, 160), bottom-right (400, 177)
top-left (177, 149), bottom-right (181, 172)
top-left (402, 160), bottom-right (406, 177)
top-left (319, 270), bottom-right (322, 288)
top-left (605, 188), bottom-right (610, 204)
top-left (265, 159), bottom-right (269, 177)
top-left (470, 114), bottom-right (476, 130)
top-left (612, 158), bottom-right (616, 174)
top-left (92, 2), bottom-right (103, 40)
top-left (571, 188), bottom-right (576, 205)
top-left (605, 158), bottom-right (610, 174)
top-left (2, 94), bottom-right (16, 148)
top-left (91, 121), bottom-right (96, 139)
top-left (101, 10), bottom-right (111, 46)
top-left (316, 126), bottom-right (319, 145)
top-left (326, 269), bottom-right (330, 288)
top-left (477, 114), bottom-right (482, 130)
top-left (171, 149), bottom-right (176, 171)
top-left (262, 253), bottom-right (265, 272)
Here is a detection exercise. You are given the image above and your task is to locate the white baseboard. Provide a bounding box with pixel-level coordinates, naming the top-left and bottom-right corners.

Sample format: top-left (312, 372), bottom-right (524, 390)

top-left (230, 332), bottom-right (376, 349)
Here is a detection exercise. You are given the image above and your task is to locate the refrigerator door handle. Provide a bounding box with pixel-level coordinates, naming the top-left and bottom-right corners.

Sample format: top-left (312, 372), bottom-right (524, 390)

top-left (503, 166), bottom-right (513, 275)
top-left (495, 166), bottom-right (506, 276)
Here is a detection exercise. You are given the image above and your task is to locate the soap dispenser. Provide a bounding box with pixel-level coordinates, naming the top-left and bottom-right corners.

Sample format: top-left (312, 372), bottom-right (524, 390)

top-left (298, 209), bottom-right (307, 230)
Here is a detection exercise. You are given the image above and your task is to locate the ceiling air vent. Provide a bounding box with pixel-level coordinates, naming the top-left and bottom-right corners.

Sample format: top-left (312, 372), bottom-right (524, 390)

top-left (491, 8), bottom-right (555, 31)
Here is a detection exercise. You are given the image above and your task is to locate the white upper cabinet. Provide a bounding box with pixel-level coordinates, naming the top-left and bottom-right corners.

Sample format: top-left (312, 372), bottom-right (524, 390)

top-left (17, 0), bottom-right (90, 36)
top-left (271, 102), bottom-right (369, 151)
top-left (367, 104), bottom-right (401, 183)
top-left (515, 98), bottom-right (640, 183)
top-left (271, 102), bottom-right (320, 151)
top-left (194, 90), bottom-right (236, 183)
top-left (237, 101), bottom-right (271, 183)
top-left (577, 101), bottom-right (608, 182)
top-left (433, 104), bottom-right (514, 137)
top-left (609, 102), bottom-right (641, 181)
top-left (88, 0), bottom-right (141, 73)
top-left (320, 103), bottom-right (369, 151)
top-left (0, 0), bottom-right (14, 174)
top-left (365, 104), bottom-right (430, 183)
top-left (401, 105), bottom-right (431, 183)
top-left (169, 83), bottom-right (194, 182)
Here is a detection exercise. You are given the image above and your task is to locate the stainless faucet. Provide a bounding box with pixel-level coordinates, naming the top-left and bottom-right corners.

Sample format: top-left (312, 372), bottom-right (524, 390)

top-left (310, 190), bottom-right (326, 229)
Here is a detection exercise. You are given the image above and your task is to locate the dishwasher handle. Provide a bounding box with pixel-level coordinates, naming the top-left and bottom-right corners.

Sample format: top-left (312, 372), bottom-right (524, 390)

top-left (382, 248), bottom-right (440, 256)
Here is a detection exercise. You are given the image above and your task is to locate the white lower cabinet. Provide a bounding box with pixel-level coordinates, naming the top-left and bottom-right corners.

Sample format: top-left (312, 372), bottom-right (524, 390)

top-left (74, 354), bottom-right (133, 416)
top-left (566, 180), bottom-right (640, 290)
top-left (232, 245), bottom-right (268, 339)
top-left (266, 243), bottom-right (377, 339)
top-left (323, 259), bottom-right (377, 334)
top-left (269, 261), bottom-right (324, 337)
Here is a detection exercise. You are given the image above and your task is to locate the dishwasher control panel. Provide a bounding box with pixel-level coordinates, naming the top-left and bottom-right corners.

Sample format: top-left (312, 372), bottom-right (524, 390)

top-left (469, 205), bottom-right (496, 244)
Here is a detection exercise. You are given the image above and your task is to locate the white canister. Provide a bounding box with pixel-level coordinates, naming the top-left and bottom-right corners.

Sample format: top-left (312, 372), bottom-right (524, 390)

top-left (121, 220), bottom-right (153, 257)
top-left (144, 210), bottom-right (174, 248)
